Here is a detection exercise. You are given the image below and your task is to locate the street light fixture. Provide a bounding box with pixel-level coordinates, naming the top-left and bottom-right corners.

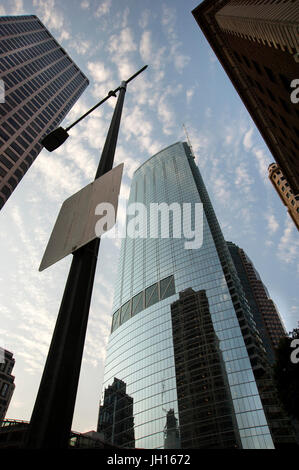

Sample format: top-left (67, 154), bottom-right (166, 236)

top-left (41, 66), bottom-right (147, 152)
top-left (25, 65), bottom-right (148, 449)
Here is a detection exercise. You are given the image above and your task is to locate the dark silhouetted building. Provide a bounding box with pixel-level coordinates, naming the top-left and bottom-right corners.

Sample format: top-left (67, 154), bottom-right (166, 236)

top-left (171, 289), bottom-right (241, 448)
top-left (0, 350), bottom-right (15, 423)
top-left (163, 408), bottom-right (180, 449)
top-left (192, 0), bottom-right (299, 195)
top-left (0, 15), bottom-right (89, 209)
top-left (227, 241), bottom-right (287, 361)
top-left (226, 242), bottom-right (297, 447)
top-left (97, 378), bottom-right (135, 448)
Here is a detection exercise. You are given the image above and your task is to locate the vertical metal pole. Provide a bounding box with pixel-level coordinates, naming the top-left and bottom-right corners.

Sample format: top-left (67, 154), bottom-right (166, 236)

top-left (25, 83), bottom-right (127, 449)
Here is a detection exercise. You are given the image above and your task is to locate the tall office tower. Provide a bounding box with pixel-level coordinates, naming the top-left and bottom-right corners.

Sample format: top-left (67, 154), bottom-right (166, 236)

top-left (97, 378), bottom-right (135, 448)
top-left (99, 141), bottom-right (296, 449)
top-left (0, 350), bottom-right (15, 423)
top-left (0, 15), bottom-right (89, 209)
top-left (268, 163), bottom-right (299, 231)
top-left (163, 409), bottom-right (180, 449)
top-left (227, 242), bottom-right (287, 360)
top-left (192, 1), bottom-right (299, 196)
top-left (171, 288), bottom-right (241, 448)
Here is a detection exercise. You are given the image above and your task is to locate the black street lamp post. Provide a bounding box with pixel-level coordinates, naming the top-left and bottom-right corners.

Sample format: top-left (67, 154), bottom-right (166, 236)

top-left (25, 65), bottom-right (147, 449)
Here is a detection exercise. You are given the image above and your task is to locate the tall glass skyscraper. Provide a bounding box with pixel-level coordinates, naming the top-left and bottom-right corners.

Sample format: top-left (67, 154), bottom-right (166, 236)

top-left (227, 241), bottom-right (287, 363)
top-left (0, 15), bottom-right (89, 209)
top-left (98, 142), bottom-right (292, 449)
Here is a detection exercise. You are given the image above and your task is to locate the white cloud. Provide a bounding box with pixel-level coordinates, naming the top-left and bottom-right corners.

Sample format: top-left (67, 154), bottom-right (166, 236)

top-left (87, 61), bottom-right (112, 83)
top-left (186, 88), bottom-right (194, 104)
top-left (139, 30), bottom-right (152, 63)
top-left (265, 213), bottom-right (279, 234)
top-left (95, 0), bottom-right (112, 18)
top-left (277, 216), bottom-right (299, 266)
top-left (213, 176), bottom-right (232, 207)
top-left (33, 150), bottom-right (83, 201)
top-left (108, 27), bottom-right (137, 56)
top-left (11, 0), bottom-right (24, 14)
top-left (243, 127), bottom-right (254, 150)
top-left (32, 0), bottom-right (70, 43)
top-left (139, 9), bottom-right (151, 29)
top-left (161, 3), bottom-right (190, 73)
top-left (80, 0), bottom-right (89, 9)
top-left (70, 38), bottom-right (91, 56)
top-left (252, 146), bottom-right (272, 183)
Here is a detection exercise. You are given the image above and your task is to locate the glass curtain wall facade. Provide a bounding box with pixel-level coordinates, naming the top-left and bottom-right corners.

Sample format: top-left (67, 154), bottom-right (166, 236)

top-left (99, 142), bottom-right (275, 449)
top-left (0, 15), bottom-right (89, 209)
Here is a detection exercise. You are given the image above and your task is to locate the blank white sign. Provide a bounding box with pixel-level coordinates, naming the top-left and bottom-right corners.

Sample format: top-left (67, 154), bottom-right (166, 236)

top-left (39, 163), bottom-right (124, 271)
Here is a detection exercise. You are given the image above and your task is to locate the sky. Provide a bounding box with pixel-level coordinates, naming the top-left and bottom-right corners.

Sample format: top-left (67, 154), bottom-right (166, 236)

top-left (0, 0), bottom-right (298, 434)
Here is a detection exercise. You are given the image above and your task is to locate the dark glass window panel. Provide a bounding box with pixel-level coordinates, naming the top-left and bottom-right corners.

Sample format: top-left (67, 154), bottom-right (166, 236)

top-left (111, 309), bottom-right (120, 333)
top-left (14, 168), bottom-right (22, 180)
top-left (8, 176), bottom-right (17, 189)
top-left (22, 130), bottom-right (33, 143)
top-left (27, 127), bottom-right (37, 139)
top-left (160, 275), bottom-right (175, 300)
top-left (2, 122), bottom-right (14, 135)
top-left (0, 166), bottom-right (6, 177)
top-left (252, 60), bottom-right (262, 75)
top-left (120, 301), bottom-right (131, 324)
top-left (5, 147), bottom-right (18, 162)
top-left (13, 113), bottom-right (25, 125)
top-left (19, 109), bottom-right (28, 119)
top-left (1, 185), bottom-right (11, 197)
top-left (132, 292), bottom-right (144, 316)
top-left (279, 73), bottom-right (291, 93)
top-left (242, 55), bottom-right (251, 68)
top-left (145, 283), bottom-right (159, 308)
top-left (16, 136), bottom-right (28, 148)
top-left (7, 117), bottom-right (20, 130)
top-left (10, 142), bottom-right (23, 156)
top-left (0, 129), bottom-right (9, 141)
top-left (0, 155), bottom-right (13, 169)
top-left (279, 98), bottom-right (291, 114)
top-left (264, 66), bottom-right (276, 84)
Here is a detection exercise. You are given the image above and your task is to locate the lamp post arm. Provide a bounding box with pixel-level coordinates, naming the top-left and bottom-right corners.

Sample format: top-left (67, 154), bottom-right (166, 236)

top-left (65, 87), bottom-right (120, 132)
top-left (65, 65), bottom-right (148, 133)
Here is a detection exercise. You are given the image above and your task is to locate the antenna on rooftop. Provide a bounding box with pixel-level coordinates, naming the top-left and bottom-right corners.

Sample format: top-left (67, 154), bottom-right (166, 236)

top-left (183, 124), bottom-right (195, 159)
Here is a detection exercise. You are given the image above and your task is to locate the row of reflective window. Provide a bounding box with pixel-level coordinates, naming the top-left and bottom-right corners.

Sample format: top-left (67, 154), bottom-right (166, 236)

top-left (0, 30), bottom-right (50, 53)
top-left (0, 18), bottom-right (42, 36)
top-left (111, 275), bottom-right (175, 333)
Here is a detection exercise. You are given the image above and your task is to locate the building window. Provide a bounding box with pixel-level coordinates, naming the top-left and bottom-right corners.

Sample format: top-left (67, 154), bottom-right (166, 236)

top-left (252, 60), bottom-right (262, 75)
top-left (264, 66), bottom-right (276, 84)
top-left (160, 275), bottom-right (175, 299)
top-left (145, 283), bottom-right (159, 308)
top-left (111, 310), bottom-right (120, 333)
top-left (0, 383), bottom-right (9, 398)
top-left (132, 292), bottom-right (144, 317)
top-left (120, 301), bottom-right (131, 324)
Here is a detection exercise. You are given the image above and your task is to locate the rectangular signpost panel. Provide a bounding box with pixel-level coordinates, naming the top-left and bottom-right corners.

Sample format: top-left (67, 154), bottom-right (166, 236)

top-left (39, 163), bottom-right (123, 271)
